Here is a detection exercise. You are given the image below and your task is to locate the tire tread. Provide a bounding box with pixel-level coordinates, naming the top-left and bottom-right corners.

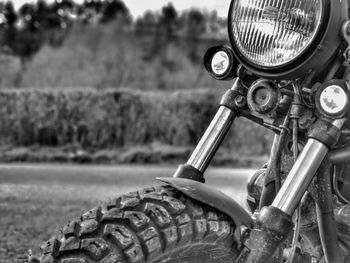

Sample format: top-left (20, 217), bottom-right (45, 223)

top-left (26, 185), bottom-right (237, 263)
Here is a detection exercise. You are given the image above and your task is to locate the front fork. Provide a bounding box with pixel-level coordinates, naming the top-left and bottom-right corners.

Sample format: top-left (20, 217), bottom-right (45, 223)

top-left (173, 78), bottom-right (242, 182)
top-left (173, 79), bottom-right (345, 263)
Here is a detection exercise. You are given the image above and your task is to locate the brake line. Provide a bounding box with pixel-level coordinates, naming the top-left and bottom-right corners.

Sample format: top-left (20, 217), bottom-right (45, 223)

top-left (286, 82), bottom-right (302, 263)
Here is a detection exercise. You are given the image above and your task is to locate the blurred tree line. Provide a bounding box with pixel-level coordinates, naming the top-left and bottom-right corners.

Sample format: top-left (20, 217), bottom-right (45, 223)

top-left (0, 1), bottom-right (272, 162)
top-left (0, 0), bottom-right (227, 69)
top-left (0, 0), bottom-right (131, 65)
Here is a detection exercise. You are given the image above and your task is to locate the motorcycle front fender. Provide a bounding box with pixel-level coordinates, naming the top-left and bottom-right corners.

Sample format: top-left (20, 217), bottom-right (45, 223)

top-left (157, 177), bottom-right (253, 240)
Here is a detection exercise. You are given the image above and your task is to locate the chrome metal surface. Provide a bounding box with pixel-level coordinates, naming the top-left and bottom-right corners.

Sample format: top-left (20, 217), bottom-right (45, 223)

top-left (333, 118), bottom-right (347, 129)
top-left (272, 139), bottom-right (328, 216)
top-left (187, 106), bottom-right (236, 173)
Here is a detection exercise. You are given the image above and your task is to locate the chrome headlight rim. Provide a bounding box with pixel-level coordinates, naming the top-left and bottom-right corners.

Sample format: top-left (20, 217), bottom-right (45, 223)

top-left (227, 0), bottom-right (345, 80)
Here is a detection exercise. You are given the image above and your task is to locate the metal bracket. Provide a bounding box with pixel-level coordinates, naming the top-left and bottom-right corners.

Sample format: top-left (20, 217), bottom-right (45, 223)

top-left (341, 20), bottom-right (350, 65)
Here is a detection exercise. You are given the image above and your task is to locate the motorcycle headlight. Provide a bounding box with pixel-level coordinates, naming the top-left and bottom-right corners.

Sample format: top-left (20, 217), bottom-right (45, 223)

top-left (228, 0), bottom-right (348, 79)
top-left (230, 0), bottom-right (323, 68)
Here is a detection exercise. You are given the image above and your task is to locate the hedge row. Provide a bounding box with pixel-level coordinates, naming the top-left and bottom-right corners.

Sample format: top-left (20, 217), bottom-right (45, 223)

top-left (0, 88), bottom-right (273, 157)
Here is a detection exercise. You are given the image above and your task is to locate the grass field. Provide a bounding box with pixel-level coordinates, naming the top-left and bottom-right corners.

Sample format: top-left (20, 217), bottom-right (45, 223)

top-left (0, 164), bottom-right (253, 263)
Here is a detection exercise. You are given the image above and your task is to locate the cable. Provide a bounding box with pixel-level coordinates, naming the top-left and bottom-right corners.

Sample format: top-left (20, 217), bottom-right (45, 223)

top-left (286, 82), bottom-right (302, 263)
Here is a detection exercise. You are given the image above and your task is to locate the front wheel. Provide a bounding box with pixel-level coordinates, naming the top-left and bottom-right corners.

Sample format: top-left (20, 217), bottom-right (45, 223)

top-left (27, 185), bottom-right (241, 263)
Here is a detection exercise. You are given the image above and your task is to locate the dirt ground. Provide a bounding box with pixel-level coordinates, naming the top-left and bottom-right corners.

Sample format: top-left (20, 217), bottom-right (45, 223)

top-left (0, 164), bottom-right (252, 263)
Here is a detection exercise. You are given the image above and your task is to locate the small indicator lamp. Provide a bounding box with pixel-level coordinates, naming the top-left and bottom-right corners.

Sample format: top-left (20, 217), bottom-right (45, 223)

top-left (316, 80), bottom-right (349, 119)
top-left (203, 46), bottom-right (238, 80)
top-left (211, 51), bottom-right (230, 76)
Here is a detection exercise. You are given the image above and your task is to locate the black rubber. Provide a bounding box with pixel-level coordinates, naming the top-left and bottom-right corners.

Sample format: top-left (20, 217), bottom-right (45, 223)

top-left (22, 185), bottom-right (240, 263)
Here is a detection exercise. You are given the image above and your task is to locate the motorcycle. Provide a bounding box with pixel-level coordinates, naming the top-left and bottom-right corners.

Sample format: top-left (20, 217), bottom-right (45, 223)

top-left (24, 0), bottom-right (350, 262)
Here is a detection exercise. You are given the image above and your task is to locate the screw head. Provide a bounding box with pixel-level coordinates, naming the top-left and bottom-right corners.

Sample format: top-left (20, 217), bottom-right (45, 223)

top-left (235, 95), bottom-right (246, 107)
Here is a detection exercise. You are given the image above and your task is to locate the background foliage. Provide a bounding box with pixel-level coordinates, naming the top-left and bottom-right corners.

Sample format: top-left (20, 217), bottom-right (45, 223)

top-left (0, 0), bottom-right (272, 165)
top-left (0, 88), bottom-right (272, 165)
top-left (0, 0), bottom-right (228, 89)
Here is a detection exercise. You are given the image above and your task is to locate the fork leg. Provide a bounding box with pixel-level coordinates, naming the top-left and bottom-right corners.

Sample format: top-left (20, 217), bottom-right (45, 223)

top-left (173, 79), bottom-right (246, 182)
top-left (238, 119), bottom-right (345, 263)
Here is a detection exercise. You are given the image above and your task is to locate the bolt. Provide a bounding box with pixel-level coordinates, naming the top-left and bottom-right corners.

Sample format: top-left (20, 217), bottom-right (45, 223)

top-left (311, 257), bottom-right (318, 263)
top-left (235, 95), bottom-right (246, 107)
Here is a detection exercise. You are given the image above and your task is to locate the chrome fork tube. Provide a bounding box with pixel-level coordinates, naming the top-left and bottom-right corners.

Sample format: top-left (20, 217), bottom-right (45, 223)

top-left (174, 79), bottom-right (245, 182)
top-left (272, 139), bottom-right (328, 216)
top-left (187, 106), bottom-right (236, 173)
top-left (272, 119), bottom-right (346, 216)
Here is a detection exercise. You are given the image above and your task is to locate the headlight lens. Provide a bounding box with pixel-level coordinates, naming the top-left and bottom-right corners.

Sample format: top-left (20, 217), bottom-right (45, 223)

top-left (319, 85), bottom-right (348, 115)
top-left (211, 51), bottom-right (231, 76)
top-left (230, 0), bottom-right (323, 68)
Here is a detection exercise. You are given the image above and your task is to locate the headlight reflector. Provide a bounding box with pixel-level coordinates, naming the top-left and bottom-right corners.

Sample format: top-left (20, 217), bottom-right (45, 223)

top-left (229, 0), bottom-right (323, 68)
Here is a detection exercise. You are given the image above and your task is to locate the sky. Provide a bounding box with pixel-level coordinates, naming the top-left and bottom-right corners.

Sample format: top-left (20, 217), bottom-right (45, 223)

top-left (10, 0), bottom-right (230, 17)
